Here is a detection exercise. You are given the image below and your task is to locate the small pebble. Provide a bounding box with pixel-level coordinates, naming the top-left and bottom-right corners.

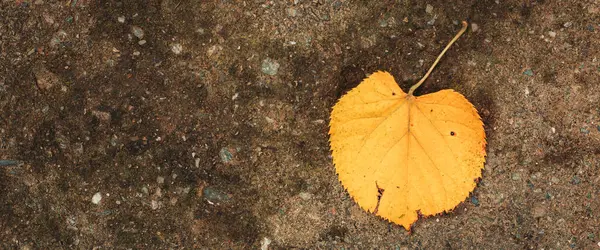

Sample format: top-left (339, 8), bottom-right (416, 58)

top-left (117, 16), bottom-right (125, 23)
top-left (548, 31), bottom-right (556, 38)
top-left (138, 40), bottom-right (146, 45)
top-left (425, 4), bottom-right (433, 14)
top-left (131, 26), bottom-right (144, 39)
top-left (203, 186), bottom-right (230, 204)
top-left (532, 205), bottom-right (546, 218)
top-left (92, 192), bottom-right (102, 204)
top-left (471, 23), bottom-right (479, 32)
top-left (151, 200), bottom-right (158, 210)
top-left (157, 176), bottom-right (165, 184)
top-left (219, 147), bottom-right (234, 163)
top-left (470, 196), bottom-right (480, 206)
top-left (133, 51), bottom-right (140, 56)
top-left (261, 237), bottom-right (272, 250)
top-left (171, 43), bottom-right (183, 54)
top-left (261, 58), bottom-right (280, 76)
top-left (523, 69), bottom-right (534, 76)
top-left (563, 21), bottom-right (573, 28)
top-left (299, 192), bottom-right (313, 200)
top-left (511, 172), bottom-right (521, 181)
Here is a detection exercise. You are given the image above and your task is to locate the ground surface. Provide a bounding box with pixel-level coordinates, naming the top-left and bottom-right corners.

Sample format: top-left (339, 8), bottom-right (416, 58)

top-left (0, 0), bottom-right (599, 249)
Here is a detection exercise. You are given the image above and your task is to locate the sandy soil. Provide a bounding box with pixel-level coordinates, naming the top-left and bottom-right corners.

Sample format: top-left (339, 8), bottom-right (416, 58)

top-left (1, 0), bottom-right (599, 248)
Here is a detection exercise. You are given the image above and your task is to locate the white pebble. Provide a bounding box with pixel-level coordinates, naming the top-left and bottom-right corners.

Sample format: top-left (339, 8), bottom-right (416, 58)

top-left (548, 31), bottom-right (556, 38)
top-left (260, 237), bottom-right (272, 250)
top-left (117, 16), bottom-right (125, 23)
top-left (171, 43), bottom-right (183, 54)
top-left (157, 176), bottom-right (165, 184)
top-left (91, 192), bottom-right (102, 204)
top-left (471, 23), bottom-right (479, 32)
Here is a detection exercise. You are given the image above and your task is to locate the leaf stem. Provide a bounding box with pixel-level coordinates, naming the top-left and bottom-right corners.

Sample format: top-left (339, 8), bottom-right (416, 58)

top-left (407, 21), bottom-right (469, 96)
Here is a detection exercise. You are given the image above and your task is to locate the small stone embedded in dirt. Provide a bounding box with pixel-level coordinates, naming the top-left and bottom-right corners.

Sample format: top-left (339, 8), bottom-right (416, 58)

top-left (563, 21), bottom-right (573, 28)
top-left (511, 172), bottom-right (521, 181)
top-left (92, 192), bottom-right (102, 204)
top-left (33, 66), bottom-right (61, 90)
top-left (171, 43), bottom-right (183, 54)
top-left (532, 205), bottom-right (546, 218)
top-left (299, 192), bottom-right (313, 200)
top-left (425, 4), bottom-right (433, 14)
top-left (157, 176), bottom-right (165, 184)
top-left (202, 186), bottom-right (230, 204)
top-left (117, 16), bottom-right (125, 23)
top-left (260, 237), bottom-right (272, 250)
top-left (471, 23), bottom-right (479, 32)
top-left (523, 69), bottom-right (534, 76)
top-left (548, 31), bottom-right (556, 38)
top-left (91, 110), bottom-right (111, 122)
top-left (138, 40), bottom-right (146, 45)
top-left (470, 196), bottom-right (480, 206)
top-left (219, 147), bottom-right (234, 163)
top-left (261, 58), bottom-right (280, 76)
top-left (131, 25), bottom-right (144, 39)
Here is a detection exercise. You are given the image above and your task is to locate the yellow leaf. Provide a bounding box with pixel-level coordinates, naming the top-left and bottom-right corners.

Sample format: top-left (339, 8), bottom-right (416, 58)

top-left (329, 22), bottom-right (486, 230)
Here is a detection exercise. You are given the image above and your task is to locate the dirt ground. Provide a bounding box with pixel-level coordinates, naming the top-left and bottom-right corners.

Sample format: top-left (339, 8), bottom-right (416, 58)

top-left (0, 0), bottom-right (599, 249)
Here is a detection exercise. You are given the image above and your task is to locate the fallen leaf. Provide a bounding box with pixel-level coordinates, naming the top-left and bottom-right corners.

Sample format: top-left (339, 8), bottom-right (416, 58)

top-left (329, 22), bottom-right (486, 230)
